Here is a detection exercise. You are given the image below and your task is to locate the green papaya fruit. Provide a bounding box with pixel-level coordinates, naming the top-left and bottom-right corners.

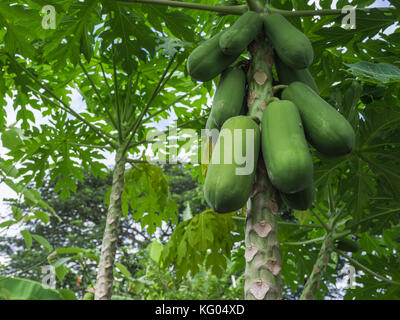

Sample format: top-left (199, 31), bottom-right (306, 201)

top-left (344, 80), bottom-right (362, 109)
top-left (336, 238), bottom-right (361, 253)
top-left (204, 116), bottom-right (260, 213)
top-left (263, 14), bottom-right (314, 69)
top-left (205, 115), bottom-right (218, 130)
top-left (274, 55), bottom-right (319, 93)
top-left (240, 95), bottom-right (248, 115)
top-left (280, 183), bottom-right (315, 211)
top-left (209, 67), bottom-right (246, 129)
top-left (187, 32), bottom-right (241, 82)
top-left (261, 100), bottom-right (313, 193)
top-left (282, 82), bottom-right (356, 156)
top-left (219, 11), bottom-right (263, 56)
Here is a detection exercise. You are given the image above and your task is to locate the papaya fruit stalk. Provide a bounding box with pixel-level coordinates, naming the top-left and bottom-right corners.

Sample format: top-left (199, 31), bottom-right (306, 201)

top-left (244, 36), bottom-right (283, 300)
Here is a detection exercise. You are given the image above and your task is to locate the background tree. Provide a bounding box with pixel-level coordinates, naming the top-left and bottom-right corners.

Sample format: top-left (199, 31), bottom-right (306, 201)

top-left (0, 164), bottom-right (209, 298)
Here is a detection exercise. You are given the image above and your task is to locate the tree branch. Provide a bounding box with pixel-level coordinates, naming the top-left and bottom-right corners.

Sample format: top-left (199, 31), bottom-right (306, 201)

top-left (66, 141), bottom-right (114, 150)
top-left (79, 60), bottom-right (118, 130)
top-left (267, 6), bottom-right (396, 17)
top-left (127, 114), bottom-right (206, 150)
top-left (246, 0), bottom-right (264, 12)
top-left (112, 44), bottom-right (123, 142)
top-left (118, 0), bottom-right (247, 15)
top-left (118, 0), bottom-right (395, 18)
top-left (311, 209), bottom-right (331, 232)
top-left (26, 85), bottom-right (118, 149)
top-left (232, 218), bottom-right (324, 229)
top-left (283, 236), bottom-right (325, 246)
top-left (141, 84), bottom-right (202, 124)
top-left (334, 248), bottom-right (400, 286)
top-left (122, 55), bottom-right (178, 154)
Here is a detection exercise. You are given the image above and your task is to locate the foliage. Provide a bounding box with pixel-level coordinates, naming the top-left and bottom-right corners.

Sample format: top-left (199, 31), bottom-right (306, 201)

top-left (0, 164), bottom-right (207, 298)
top-left (160, 209), bottom-right (237, 278)
top-left (118, 245), bottom-right (245, 300)
top-left (0, 276), bottom-right (64, 300)
top-left (0, 0), bottom-right (399, 300)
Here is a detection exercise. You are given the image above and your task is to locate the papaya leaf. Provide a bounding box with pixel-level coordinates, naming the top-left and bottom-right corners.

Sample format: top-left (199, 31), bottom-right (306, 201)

top-left (20, 230), bottom-right (32, 249)
top-left (344, 61), bottom-right (400, 83)
top-left (0, 276), bottom-right (61, 300)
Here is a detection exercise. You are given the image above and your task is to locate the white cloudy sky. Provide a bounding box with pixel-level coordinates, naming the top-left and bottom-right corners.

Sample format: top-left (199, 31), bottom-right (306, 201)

top-left (0, 0), bottom-right (397, 230)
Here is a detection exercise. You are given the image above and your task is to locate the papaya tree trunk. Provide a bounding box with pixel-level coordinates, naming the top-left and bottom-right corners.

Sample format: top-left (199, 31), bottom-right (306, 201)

top-left (244, 37), bottom-right (283, 300)
top-left (299, 231), bottom-right (334, 300)
top-left (95, 146), bottom-right (126, 300)
top-left (245, 161), bottom-right (282, 299)
top-left (300, 210), bottom-right (341, 300)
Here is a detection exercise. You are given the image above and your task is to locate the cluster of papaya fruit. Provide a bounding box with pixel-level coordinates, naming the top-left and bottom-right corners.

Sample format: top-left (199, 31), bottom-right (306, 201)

top-left (187, 12), bottom-right (355, 214)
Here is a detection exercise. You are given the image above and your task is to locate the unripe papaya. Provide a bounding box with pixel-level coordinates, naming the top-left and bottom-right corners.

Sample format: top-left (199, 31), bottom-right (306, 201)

top-left (219, 11), bottom-right (263, 56)
top-left (263, 14), bottom-right (314, 69)
top-left (274, 55), bottom-right (319, 93)
top-left (209, 67), bottom-right (246, 129)
top-left (205, 115), bottom-right (218, 130)
top-left (204, 116), bottom-right (260, 213)
top-left (282, 82), bottom-right (355, 156)
top-left (187, 32), bottom-right (241, 82)
top-left (201, 138), bottom-right (214, 178)
top-left (280, 183), bottom-right (315, 211)
top-left (336, 238), bottom-right (361, 253)
top-left (344, 80), bottom-right (362, 109)
top-left (261, 100), bottom-right (313, 193)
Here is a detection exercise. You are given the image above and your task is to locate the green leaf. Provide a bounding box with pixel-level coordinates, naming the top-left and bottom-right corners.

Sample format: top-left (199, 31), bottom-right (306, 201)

top-left (0, 276), bottom-right (61, 300)
top-left (20, 230), bottom-right (32, 249)
top-left (115, 262), bottom-right (132, 279)
top-left (55, 247), bottom-right (86, 255)
top-left (160, 209), bottom-right (235, 278)
top-left (55, 265), bottom-right (70, 282)
top-left (32, 234), bottom-right (53, 252)
top-left (149, 239), bottom-right (163, 263)
top-left (58, 289), bottom-right (77, 300)
top-left (344, 61), bottom-right (400, 83)
top-left (1, 128), bottom-right (23, 150)
top-left (0, 220), bottom-right (16, 228)
top-left (12, 206), bottom-right (22, 221)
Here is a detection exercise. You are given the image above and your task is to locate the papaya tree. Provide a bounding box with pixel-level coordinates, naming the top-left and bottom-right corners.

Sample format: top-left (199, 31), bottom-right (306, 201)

top-left (0, 0), bottom-right (207, 300)
top-left (1, 0), bottom-right (400, 300)
top-left (130, 0), bottom-right (400, 300)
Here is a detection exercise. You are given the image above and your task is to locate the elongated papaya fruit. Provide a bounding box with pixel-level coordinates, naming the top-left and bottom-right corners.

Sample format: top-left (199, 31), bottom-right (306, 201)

top-left (336, 238), bottom-right (361, 253)
top-left (274, 55), bottom-right (319, 93)
top-left (205, 115), bottom-right (218, 130)
top-left (219, 11), bottom-right (263, 56)
top-left (204, 116), bottom-right (260, 213)
top-left (261, 100), bottom-right (313, 193)
top-left (209, 67), bottom-right (246, 129)
top-left (187, 32), bottom-right (241, 82)
top-left (282, 82), bottom-right (355, 156)
top-left (280, 183), bottom-right (315, 211)
top-left (201, 138), bottom-right (213, 178)
top-left (263, 14), bottom-right (314, 69)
